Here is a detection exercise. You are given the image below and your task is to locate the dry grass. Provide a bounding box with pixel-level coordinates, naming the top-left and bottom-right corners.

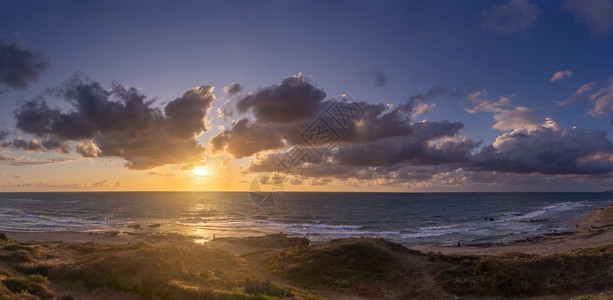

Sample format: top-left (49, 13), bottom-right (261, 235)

top-left (0, 235), bottom-right (611, 299)
top-left (267, 238), bottom-right (613, 299)
top-left (0, 239), bottom-right (294, 299)
top-left (439, 245), bottom-right (613, 297)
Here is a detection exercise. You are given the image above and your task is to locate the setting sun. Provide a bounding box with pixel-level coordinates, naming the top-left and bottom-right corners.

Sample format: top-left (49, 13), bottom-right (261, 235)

top-left (193, 166), bottom-right (211, 177)
top-left (2, 1), bottom-right (613, 299)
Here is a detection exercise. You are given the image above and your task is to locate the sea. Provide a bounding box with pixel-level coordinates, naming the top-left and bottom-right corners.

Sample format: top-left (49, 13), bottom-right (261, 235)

top-left (0, 192), bottom-right (610, 247)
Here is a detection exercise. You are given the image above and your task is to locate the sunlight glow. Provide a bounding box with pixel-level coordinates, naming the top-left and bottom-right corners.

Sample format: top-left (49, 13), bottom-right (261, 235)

top-left (193, 166), bottom-right (211, 177)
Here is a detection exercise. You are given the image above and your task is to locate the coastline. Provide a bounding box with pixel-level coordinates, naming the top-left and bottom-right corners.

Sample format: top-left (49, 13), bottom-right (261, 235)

top-left (416, 203), bottom-right (613, 256)
top-left (4, 203), bottom-right (613, 256)
top-left (0, 204), bottom-right (611, 299)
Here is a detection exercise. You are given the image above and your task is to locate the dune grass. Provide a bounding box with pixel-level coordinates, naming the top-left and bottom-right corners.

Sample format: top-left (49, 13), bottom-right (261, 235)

top-left (0, 239), bottom-right (300, 300)
top-left (438, 245), bottom-right (613, 296)
top-left (268, 242), bottom-right (397, 289)
top-left (0, 236), bottom-right (611, 299)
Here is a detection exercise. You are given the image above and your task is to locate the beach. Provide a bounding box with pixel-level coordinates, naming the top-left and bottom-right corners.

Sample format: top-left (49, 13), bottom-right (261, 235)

top-left (0, 203), bottom-right (611, 299)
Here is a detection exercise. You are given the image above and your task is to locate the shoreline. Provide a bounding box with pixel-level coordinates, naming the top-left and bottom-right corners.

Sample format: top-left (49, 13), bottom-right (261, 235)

top-left (416, 203), bottom-right (613, 255)
top-left (2, 203), bottom-right (613, 256)
top-left (0, 204), bottom-right (611, 299)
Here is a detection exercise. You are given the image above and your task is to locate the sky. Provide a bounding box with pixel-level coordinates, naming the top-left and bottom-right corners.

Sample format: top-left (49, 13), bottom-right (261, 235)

top-left (1, 0), bottom-right (613, 192)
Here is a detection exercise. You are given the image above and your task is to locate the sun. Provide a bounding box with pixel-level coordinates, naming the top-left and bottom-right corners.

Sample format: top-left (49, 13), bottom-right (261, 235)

top-left (193, 166), bottom-right (211, 177)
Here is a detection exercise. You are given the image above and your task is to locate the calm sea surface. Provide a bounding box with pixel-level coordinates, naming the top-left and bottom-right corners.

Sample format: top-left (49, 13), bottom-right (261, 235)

top-left (0, 192), bottom-right (610, 246)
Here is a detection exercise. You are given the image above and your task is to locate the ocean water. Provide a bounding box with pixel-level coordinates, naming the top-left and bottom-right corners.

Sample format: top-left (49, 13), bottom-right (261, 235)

top-left (0, 192), bottom-right (610, 246)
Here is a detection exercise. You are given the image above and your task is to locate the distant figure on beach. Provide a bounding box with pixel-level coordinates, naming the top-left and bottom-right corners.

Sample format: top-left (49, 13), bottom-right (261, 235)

top-left (212, 234), bottom-right (216, 241)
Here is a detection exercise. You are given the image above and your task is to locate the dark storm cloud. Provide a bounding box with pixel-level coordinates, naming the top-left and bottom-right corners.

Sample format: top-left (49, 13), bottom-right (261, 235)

top-left (481, 0), bottom-right (539, 34)
top-left (0, 130), bottom-right (9, 141)
top-left (236, 74), bottom-right (326, 124)
top-left (0, 35), bottom-right (49, 92)
top-left (14, 75), bottom-right (215, 169)
top-left (223, 83), bottom-right (243, 95)
top-left (472, 126), bottom-right (613, 174)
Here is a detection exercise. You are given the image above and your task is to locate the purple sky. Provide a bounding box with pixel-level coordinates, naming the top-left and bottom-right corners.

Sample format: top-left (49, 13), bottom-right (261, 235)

top-left (1, 0), bottom-right (613, 192)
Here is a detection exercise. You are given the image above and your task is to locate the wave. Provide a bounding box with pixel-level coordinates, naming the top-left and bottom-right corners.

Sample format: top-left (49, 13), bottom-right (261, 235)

top-left (500, 201), bottom-right (590, 222)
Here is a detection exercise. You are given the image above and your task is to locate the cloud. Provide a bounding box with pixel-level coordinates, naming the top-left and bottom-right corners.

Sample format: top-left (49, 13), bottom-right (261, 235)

top-left (236, 74), bottom-right (326, 124)
top-left (214, 76), bottom-right (480, 160)
top-left (216, 75), bottom-right (613, 190)
top-left (0, 153), bottom-right (74, 166)
top-left (148, 171), bottom-right (174, 177)
top-left (557, 82), bottom-right (597, 106)
top-left (361, 68), bottom-right (388, 87)
top-left (331, 122), bottom-right (474, 167)
top-left (410, 103), bottom-right (436, 119)
top-left (588, 79), bottom-right (613, 116)
top-left (234, 77), bottom-right (478, 177)
top-left (251, 119), bottom-right (613, 185)
top-left (0, 134), bottom-right (70, 154)
top-left (481, 0), bottom-right (539, 34)
top-left (0, 35), bottom-right (49, 92)
top-left (473, 123), bottom-right (613, 174)
top-left (211, 118), bottom-right (287, 158)
top-left (75, 141), bottom-right (101, 158)
top-left (41, 137), bottom-right (71, 154)
top-left (550, 70), bottom-right (573, 82)
top-left (8, 138), bottom-right (44, 152)
top-left (8, 182), bottom-right (88, 189)
top-left (465, 90), bottom-right (541, 130)
top-left (14, 74), bottom-right (215, 169)
top-left (223, 83), bottom-right (243, 95)
top-left (491, 106), bottom-right (541, 131)
top-left (563, 0), bottom-right (613, 36)
top-left (92, 180), bottom-right (109, 187)
top-left (211, 74), bottom-right (328, 157)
